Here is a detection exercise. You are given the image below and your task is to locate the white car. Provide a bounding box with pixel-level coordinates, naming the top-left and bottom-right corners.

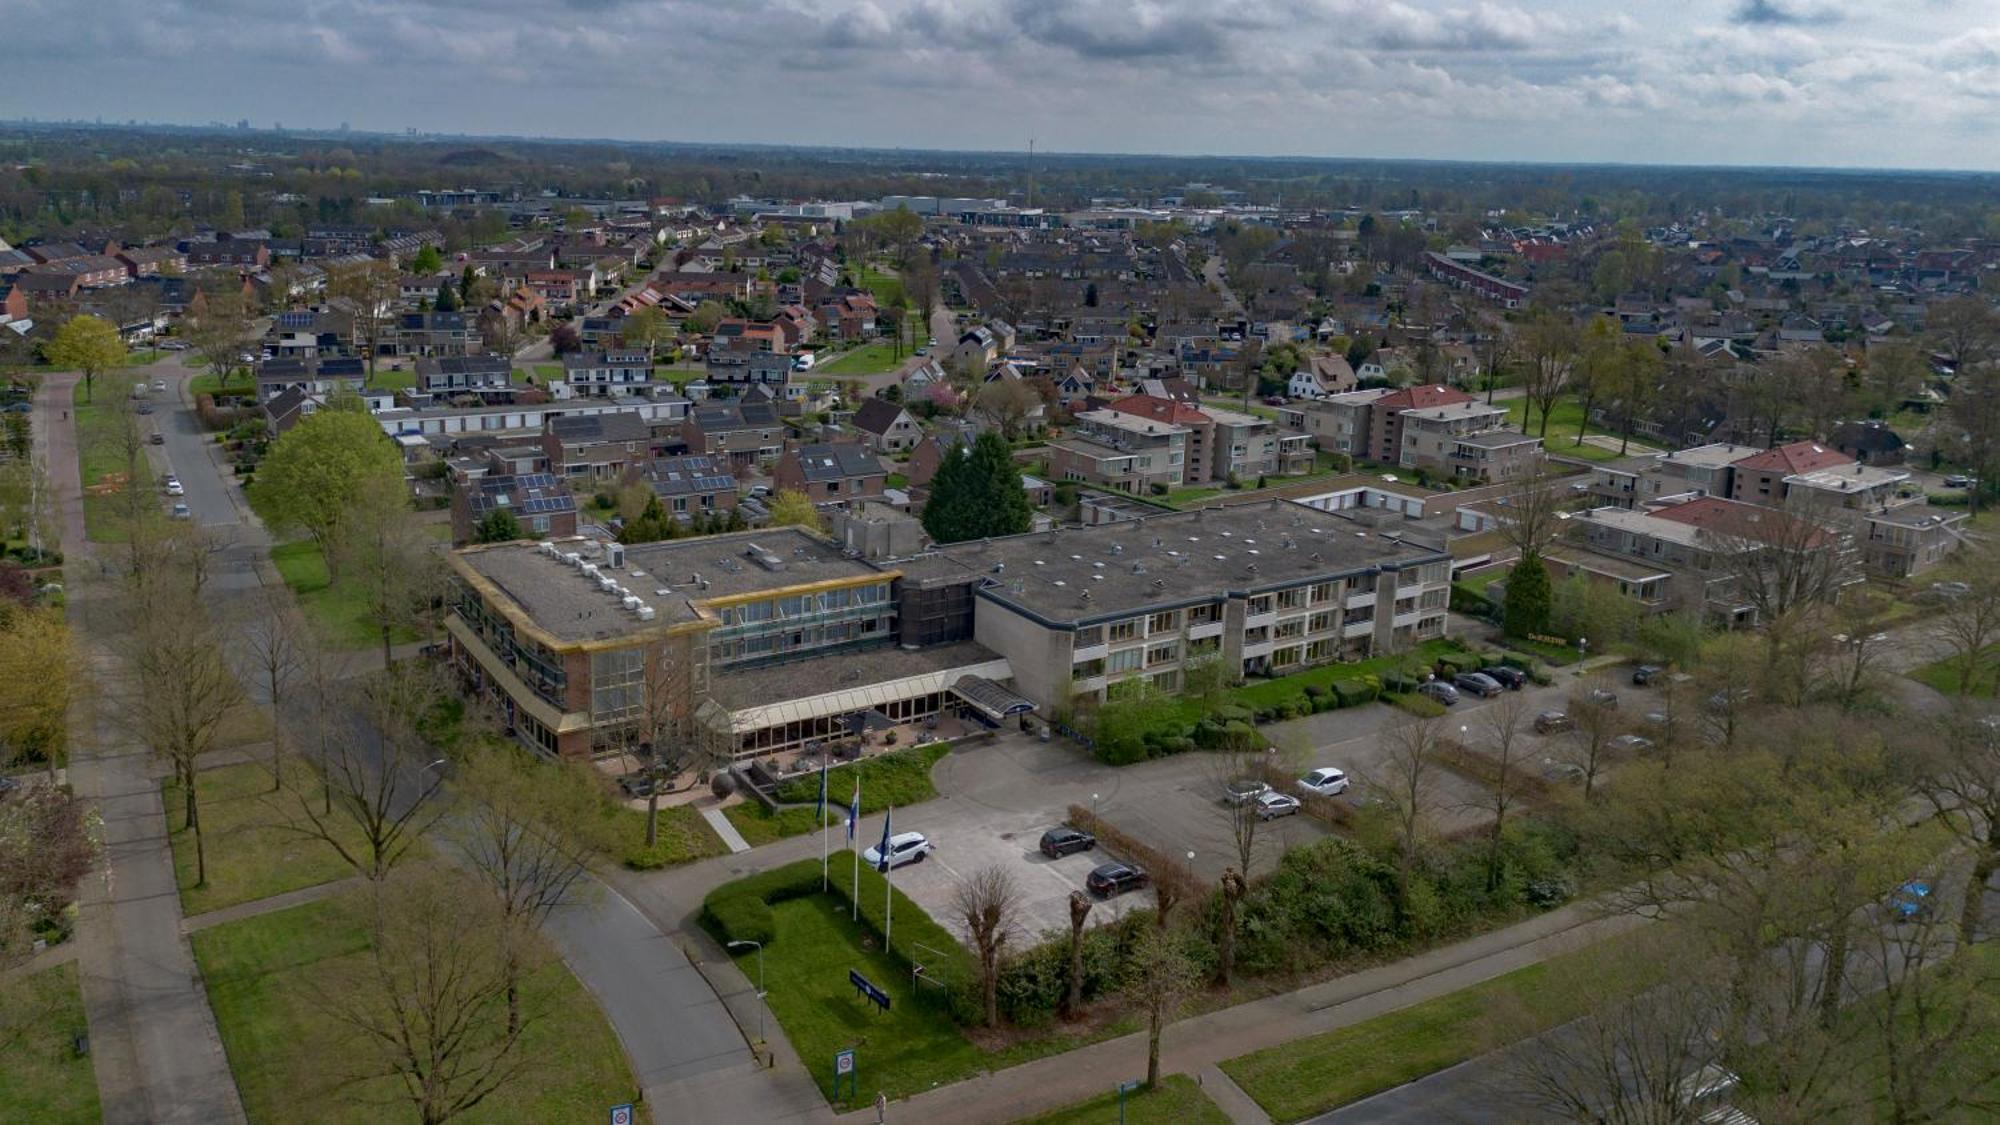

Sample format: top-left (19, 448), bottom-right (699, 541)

top-left (165, 481), bottom-right (185, 497)
top-left (1254, 791), bottom-right (1301, 820)
top-left (1297, 767), bottom-right (1350, 798)
top-left (861, 831), bottom-right (934, 870)
top-left (152, 379), bottom-right (166, 392)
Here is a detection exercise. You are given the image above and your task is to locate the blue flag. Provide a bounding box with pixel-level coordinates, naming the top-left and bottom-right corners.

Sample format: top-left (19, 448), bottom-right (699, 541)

top-left (875, 805), bottom-right (893, 873)
top-left (846, 786), bottom-right (860, 842)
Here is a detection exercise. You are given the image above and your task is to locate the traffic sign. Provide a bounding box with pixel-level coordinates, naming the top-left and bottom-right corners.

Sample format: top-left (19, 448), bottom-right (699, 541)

top-left (835, 1048), bottom-right (855, 1076)
top-left (609, 1104), bottom-right (634, 1125)
top-left (833, 1048), bottom-right (858, 1100)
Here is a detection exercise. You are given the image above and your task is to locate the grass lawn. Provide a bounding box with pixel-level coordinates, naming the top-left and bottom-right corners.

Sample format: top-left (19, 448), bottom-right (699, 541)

top-left (817, 341), bottom-right (904, 376)
top-left (1222, 933), bottom-right (1660, 1121)
top-left (607, 802), bottom-right (728, 869)
top-left (73, 379), bottom-right (139, 542)
top-left (1500, 397), bottom-right (1645, 463)
top-left (270, 540), bottom-right (417, 650)
top-left (857, 264), bottom-right (906, 306)
top-left (192, 892), bottom-right (637, 1125)
top-left (1015, 1074), bottom-right (1231, 1125)
top-left (534, 363), bottom-right (564, 382)
top-left (363, 366), bottom-right (416, 393)
top-left (1909, 648), bottom-right (1998, 698)
top-left (0, 962), bottom-right (99, 1124)
top-left (750, 895), bottom-right (982, 1105)
top-left (724, 744), bottom-right (949, 846)
top-left (1498, 634), bottom-right (1582, 667)
top-left (163, 760), bottom-right (373, 916)
top-left (190, 369), bottom-right (257, 397)
top-left (1232, 637), bottom-right (1472, 711)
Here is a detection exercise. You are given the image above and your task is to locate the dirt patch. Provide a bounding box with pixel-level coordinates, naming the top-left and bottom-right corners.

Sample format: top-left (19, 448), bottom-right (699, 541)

top-left (83, 471), bottom-right (129, 497)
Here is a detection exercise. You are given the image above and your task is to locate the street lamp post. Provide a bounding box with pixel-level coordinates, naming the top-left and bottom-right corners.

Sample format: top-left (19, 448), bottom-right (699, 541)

top-left (728, 939), bottom-right (767, 1045)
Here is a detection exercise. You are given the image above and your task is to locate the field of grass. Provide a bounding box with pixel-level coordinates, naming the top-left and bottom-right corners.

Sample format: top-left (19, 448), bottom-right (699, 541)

top-left (73, 379), bottom-right (141, 542)
top-left (724, 743), bottom-right (950, 845)
top-left (1232, 638), bottom-right (1471, 711)
top-left (608, 802), bottom-right (728, 869)
top-left (1501, 396), bottom-right (1645, 463)
top-left (190, 370), bottom-right (257, 397)
top-left (163, 760), bottom-right (372, 915)
top-left (0, 962), bottom-right (99, 1124)
top-left (364, 365), bottom-right (416, 393)
top-left (269, 540), bottom-right (416, 650)
top-left (817, 340), bottom-right (905, 376)
top-left (857, 263), bottom-right (906, 306)
top-left (192, 892), bottom-right (638, 1125)
top-left (1222, 934), bottom-right (1659, 1121)
top-left (1908, 648), bottom-right (1999, 698)
top-left (1015, 1074), bottom-right (1231, 1125)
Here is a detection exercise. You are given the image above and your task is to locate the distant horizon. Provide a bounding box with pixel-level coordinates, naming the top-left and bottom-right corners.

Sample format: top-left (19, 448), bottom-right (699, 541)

top-left (8, 115), bottom-right (2000, 184)
top-left (6, 0), bottom-right (1999, 175)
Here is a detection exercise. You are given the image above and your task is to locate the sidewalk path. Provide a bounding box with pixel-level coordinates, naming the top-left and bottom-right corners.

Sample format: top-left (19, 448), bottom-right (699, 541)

top-left (181, 876), bottom-right (366, 934)
top-left (703, 806), bottom-right (753, 854)
top-left (40, 371), bottom-right (248, 1125)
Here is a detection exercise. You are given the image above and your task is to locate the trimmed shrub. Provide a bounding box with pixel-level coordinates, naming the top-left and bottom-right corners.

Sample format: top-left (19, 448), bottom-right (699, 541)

top-left (702, 893), bottom-right (776, 946)
top-left (1386, 692), bottom-right (1448, 718)
top-left (1331, 679), bottom-right (1378, 708)
top-left (1066, 804), bottom-right (1208, 896)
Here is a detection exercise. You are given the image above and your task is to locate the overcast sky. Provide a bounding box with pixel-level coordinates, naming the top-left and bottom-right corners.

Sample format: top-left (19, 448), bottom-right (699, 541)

top-left (6, 0), bottom-right (2000, 170)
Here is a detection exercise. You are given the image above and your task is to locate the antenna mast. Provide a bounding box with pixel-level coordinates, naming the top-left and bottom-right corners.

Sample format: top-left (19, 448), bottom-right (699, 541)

top-left (1027, 138), bottom-right (1035, 211)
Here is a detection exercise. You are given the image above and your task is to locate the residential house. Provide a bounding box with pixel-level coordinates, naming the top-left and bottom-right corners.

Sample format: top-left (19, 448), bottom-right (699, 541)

top-left (1831, 420), bottom-right (1909, 466)
top-left (255, 356), bottom-right (367, 403)
top-left (417, 355), bottom-right (513, 399)
top-left (849, 398), bottom-right (923, 454)
top-left (1395, 400), bottom-right (1537, 483)
top-left (1861, 506), bottom-right (1967, 578)
top-left (561, 351), bottom-right (653, 397)
top-left (1288, 353), bottom-right (1357, 399)
top-left (905, 428), bottom-right (972, 488)
top-left (451, 472), bottom-right (578, 545)
top-left (115, 246), bottom-right (187, 279)
top-left (1048, 408), bottom-right (1187, 494)
top-left (644, 454), bottom-right (739, 522)
top-left (1366, 384), bottom-right (1476, 467)
top-left (772, 442), bottom-right (887, 507)
top-left (542, 411), bottom-right (654, 483)
top-left (1727, 440), bottom-right (1864, 505)
top-left (713, 319), bottom-right (785, 353)
top-left (681, 401), bottom-right (787, 470)
top-left (392, 310), bottom-right (479, 357)
top-left (705, 348), bottom-right (797, 397)
top-left (187, 241), bottom-right (271, 268)
top-left (1277, 389), bottom-right (1386, 459)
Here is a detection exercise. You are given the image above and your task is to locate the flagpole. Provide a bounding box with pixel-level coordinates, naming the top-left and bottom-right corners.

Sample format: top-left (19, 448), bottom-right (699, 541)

top-left (851, 781), bottom-right (861, 921)
top-left (883, 802), bottom-right (894, 953)
top-left (819, 756), bottom-right (829, 893)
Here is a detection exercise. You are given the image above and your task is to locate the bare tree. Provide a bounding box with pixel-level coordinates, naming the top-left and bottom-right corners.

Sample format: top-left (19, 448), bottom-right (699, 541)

top-left (1520, 312), bottom-right (1578, 438)
top-left (1063, 890), bottom-right (1091, 1020)
top-left (1819, 592), bottom-right (1894, 712)
top-left (183, 287), bottom-right (259, 391)
top-left (332, 472), bottom-right (444, 670)
top-left (449, 745), bottom-right (607, 1035)
top-left (1914, 712), bottom-right (2000, 945)
top-left (328, 260), bottom-right (399, 382)
top-left (1472, 692), bottom-right (1535, 888)
top-left (1928, 545), bottom-right (2000, 696)
top-left (1375, 716), bottom-right (1444, 920)
top-left (1562, 681), bottom-right (1621, 800)
top-left (129, 607), bottom-right (243, 887)
top-left (1848, 889), bottom-right (2000, 1123)
top-left (320, 864), bottom-right (544, 1125)
top-left (973, 377), bottom-right (1042, 441)
top-left (276, 668), bottom-right (452, 880)
top-left (1702, 494), bottom-right (1854, 655)
top-left (1492, 463), bottom-right (1572, 561)
top-left (953, 865), bottom-right (1022, 1028)
top-left (1122, 926), bottom-right (1202, 1090)
top-left (237, 583), bottom-right (306, 789)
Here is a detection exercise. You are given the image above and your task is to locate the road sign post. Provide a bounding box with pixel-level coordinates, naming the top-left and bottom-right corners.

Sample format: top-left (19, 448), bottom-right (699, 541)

top-left (1117, 1080), bottom-right (1142, 1125)
top-left (609, 1103), bottom-right (634, 1125)
top-left (834, 1048), bottom-right (857, 1102)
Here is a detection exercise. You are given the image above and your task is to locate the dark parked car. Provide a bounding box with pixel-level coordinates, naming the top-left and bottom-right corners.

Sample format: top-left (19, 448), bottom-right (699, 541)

top-left (617, 773), bottom-right (658, 798)
top-left (1416, 681), bottom-right (1459, 706)
top-left (1534, 710), bottom-right (1574, 734)
top-left (1038, 826), bottom-right (1097, 858)
top-left (1087, 862), bottom-right (1150, 898)
top-left (1584, 688), bottom-right (1620, 709)
top-left (1453, 671), bottom-right (1504, 698)
top-left (1485, 665), bottom-right (1527, 690)
top-left (1631, 664), bottom-right (1663, 686)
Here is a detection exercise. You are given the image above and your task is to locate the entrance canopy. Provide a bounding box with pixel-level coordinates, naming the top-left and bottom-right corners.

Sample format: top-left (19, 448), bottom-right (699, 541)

top-left (949, 675), bottom-right (1036, 724)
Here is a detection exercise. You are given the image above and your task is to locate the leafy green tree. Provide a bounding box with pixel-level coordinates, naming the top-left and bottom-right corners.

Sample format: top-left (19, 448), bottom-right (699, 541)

top-left (922, 431), bottom-right (1031, 544)
top-left (620, 306), bottom-right (671, 362)
top-left (473, 508), bottom-right (523, 544)
top-left (1503, 552), bottom-right (1552, 638)
top-left (253, 396), bottom-right (403, 579)
top-left (43, 314), bottom-right (126, 402)
top-left (618, 495), bottom-right (675, 544)
top-left (766, 489), bottom-right (823, 531)
top-left (434, 283), bottom-right (459, 313)
top-left (409, 244), bottom-right (444, 274)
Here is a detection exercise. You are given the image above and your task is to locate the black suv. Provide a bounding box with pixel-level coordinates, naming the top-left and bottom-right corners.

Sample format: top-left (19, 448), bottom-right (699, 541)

top-left (1039, 826), bottom-right (1097, 858)
top-left (1485, 665), bottom-right (1527, 690)
top-left (1087, 862), bottom-right (1150, 897)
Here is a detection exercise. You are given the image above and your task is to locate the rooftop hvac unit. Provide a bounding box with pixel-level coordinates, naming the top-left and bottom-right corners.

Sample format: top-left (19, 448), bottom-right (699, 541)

top-left (605, 542), bottom-right (626, 569)
top-left (636, 606), bottom-right (656, 621)
top-left (563, 552), bottom-right (583, 567)
top-left (581, 563), bottom-right (601, 580)
top-left (622, 595), bottom-right (642, 611)
top-left (538, 541), bottom-right (557, 556)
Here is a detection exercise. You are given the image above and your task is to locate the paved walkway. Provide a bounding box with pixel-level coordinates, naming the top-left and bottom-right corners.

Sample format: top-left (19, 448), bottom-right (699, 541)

top-left (825, 903), bottom-right (1641, 1124)
top-left (41, 371), bottom-right (248, 1125)
top-left (703, 806), bottom-right (754, 853)
top-left (181, 876), bottom-right (366, 934)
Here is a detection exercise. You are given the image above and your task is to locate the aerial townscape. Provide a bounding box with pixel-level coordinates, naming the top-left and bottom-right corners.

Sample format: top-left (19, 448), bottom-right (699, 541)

top-left (8, 7), bottom-right (2000, 1124)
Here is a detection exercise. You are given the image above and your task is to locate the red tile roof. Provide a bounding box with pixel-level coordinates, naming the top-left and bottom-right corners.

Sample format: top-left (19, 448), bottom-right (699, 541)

top-left (1373, 384), bottom-right (1474, 412)
top-left (1649, 495), bottom-right (1829, 546)
top-left (1730, 440), bottom-right (1852, 476)
top-left (1107, 393), bottom-right (1208, 426)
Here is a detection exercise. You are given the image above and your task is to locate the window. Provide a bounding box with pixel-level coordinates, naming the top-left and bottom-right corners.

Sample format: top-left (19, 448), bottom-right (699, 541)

top-left (1246, 595), bottom-right (1273, 616)
top-left (1310, 582), bottom-right (1337, 604)
top-left (1107, 647), bottom-right (1144, 674)
top-left (1074, 625), bottom-right (1105, 648)
top-left (1276, 588), bottom-right (1305, 610)
top-left (1108, 619), bottom-right (1139, 643)
top-left (1187, 604), bottom-right (1221, 625)
top-left (1308, 612), bottom-right (1335, 633)
top-left (590, 648), bottom-right (648, 723)
top-left (1145, 643), bottom-right (1179, 667)
top-left (1147, 611), bottom-right (1179, 634)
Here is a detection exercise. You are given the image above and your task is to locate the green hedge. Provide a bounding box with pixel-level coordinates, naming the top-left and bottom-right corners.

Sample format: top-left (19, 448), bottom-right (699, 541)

top-left (1332, 679), bottom-right (1378, 707)
top-left (699, 859), bottom-right (826, 946)
top-left (769, 743), bottom-right (950, 812)
top-left (1386, 692), bottom-right (1447, 718)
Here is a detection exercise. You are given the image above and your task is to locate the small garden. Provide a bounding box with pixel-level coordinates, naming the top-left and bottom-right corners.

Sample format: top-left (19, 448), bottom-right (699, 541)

top-left (722, 742), bottom-right (950, 846)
